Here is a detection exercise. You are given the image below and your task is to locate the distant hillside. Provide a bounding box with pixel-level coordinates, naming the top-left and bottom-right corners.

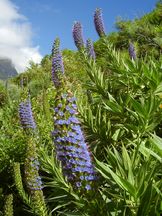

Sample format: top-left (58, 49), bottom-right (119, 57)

top-left (0, 58), bottom-right (17, 80)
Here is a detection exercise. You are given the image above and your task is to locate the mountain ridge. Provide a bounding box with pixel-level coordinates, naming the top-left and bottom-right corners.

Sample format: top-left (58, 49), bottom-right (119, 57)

top-left (0, 58), bottom-right (17, 80)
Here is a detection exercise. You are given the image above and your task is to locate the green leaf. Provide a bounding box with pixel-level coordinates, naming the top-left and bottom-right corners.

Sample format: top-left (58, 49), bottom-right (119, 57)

top-left (137, 182), bottom-right (153, 216)
top-left (122, 146), bottom-right (134, 185)
top-left (96, 159), bottom-right (136, 198)
top-left (150, 134), bottom-right (162, 157)
top-left (112, 129), bottom-right (121, 141)
top-left (154, 83), bottom-right (162, 95)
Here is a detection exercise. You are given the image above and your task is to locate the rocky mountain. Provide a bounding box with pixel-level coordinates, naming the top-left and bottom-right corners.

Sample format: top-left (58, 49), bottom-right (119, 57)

top-left (0, 58), bottom-right (17, 80)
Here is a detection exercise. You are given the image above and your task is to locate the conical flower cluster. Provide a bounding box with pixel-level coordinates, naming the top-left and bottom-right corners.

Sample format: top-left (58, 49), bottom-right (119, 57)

top-left (86, 39), bottom-right (96, 60)
top-left (72, 22), bottom-right (85, 50)
top-left (24, 139), bottom-right (43, 191)
top-left (19, 99), bottom-right (36, 129)
top-left (128, 42), bottom-right (136, 60)
top-left (19, 100), bottom-right (43, 191)
top-left (52, 92), bottom-right (96, 190)
top-left (94, 8), bottom-right (106, 37)
top-left (52, 39), bottom-right (96, 191)
top-left (52, 38), bottom-right (64, 87)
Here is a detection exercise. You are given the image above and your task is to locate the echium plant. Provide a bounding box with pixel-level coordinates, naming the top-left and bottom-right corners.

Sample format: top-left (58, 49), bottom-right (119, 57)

top-left (51, 38), bottom-right (96, 192)
top-left (128, 42), bottom-right (136, 60)
top-left (18, 98), bottom-right (47, 215)
top-left (86, 39), bottom-right (96, 60)
top-left (94, 8), bottom-right (106, 37)
top-left (51, 38), bottom-right (64, 87)
top-left (72, 21), bottom-right (85, 50)
top-left (19, 100), bottom-right (36, 129)
top-left (3, 194), bottom-right (13, 216)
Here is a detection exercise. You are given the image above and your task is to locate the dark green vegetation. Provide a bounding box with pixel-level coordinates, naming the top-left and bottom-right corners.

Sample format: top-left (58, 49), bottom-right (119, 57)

top-left (0, 1), bottom-right (162, 215)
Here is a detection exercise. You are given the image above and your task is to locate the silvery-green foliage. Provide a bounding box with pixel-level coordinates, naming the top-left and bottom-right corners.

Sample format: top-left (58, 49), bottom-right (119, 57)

top-left (75, 35), bottom-right (162, 215)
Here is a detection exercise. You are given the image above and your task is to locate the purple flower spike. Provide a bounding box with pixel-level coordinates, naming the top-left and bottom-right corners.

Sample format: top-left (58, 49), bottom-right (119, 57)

top-left (94, 8), bottom-right (106, 37)
top-left (52, 91), bottom-right (96, 191)
top-left (128, 42), bottom-right (136, 60)
top-left (27, 158), bottom-right (43, 191)
top-left (86, 39), bottom-right (96, 60)
top-left (52, 38), bottom-right (64, 87)
top-left (72, 21), bottom-right (85, 50)
top-left (19, 100), bottom-right (36, 129)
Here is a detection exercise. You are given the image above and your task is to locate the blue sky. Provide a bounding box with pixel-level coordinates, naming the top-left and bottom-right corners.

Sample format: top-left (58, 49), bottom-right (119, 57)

top-left (0, 0), bottom-right (157, 72)
top-left (11, 0), bottom-right (159, 56)
top-left (12, 0), bottom-right (157, 55)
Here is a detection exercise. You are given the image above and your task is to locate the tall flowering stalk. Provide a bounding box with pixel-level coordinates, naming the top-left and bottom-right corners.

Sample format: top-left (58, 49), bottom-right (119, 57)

top-left (72, 22), bottom-right (85, 50)
top-left (3, 194), bottom-right (13, 216)
top-left (19, 100), bottom-right (36, 129)
top-left (18, 99), bottom-right (47, 215)
top-left (52, 38), bottom-right (64, 87)
top-left (13, 163), bottom-right (28, 204)
top-left (51, 39), bottom-right (96, 192)
top-left (51, 39), bottom-right (64, 88)
top-left (94, 8), bottom-right (106, 37)
top-left (24, 138), bottom-right (43, 192)
top-left (86, 39), bottom-right (96, 60)
top-left (128, 42), bottom-right (136, 60)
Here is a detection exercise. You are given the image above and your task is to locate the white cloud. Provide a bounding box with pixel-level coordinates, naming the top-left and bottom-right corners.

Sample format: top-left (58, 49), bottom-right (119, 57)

top-left (0, 0), bottom-right (42, 72)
